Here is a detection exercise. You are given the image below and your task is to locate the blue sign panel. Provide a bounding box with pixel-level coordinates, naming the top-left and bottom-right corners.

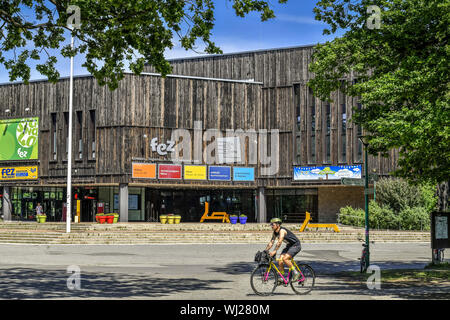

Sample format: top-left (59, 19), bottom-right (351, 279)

top-left (293, 165), bottom-right (362, 181)
top-left (208, 166), bottom-right (231, 181)
top-left (233, 167), bottom-right (255, 181)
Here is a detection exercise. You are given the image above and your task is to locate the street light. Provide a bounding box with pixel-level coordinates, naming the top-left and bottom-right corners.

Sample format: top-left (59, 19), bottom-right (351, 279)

top-left (66, 5), bottom-right (80, 233)
top-left (358, 135), bottom-right (370, 269)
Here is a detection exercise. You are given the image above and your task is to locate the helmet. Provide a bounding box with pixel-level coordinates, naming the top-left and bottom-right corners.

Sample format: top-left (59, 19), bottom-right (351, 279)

top-left (270, 217), bottom-right (282, 224)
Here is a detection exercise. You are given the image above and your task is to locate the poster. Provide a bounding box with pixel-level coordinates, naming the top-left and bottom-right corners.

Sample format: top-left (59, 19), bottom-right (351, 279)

top-left (158, 164), bottom-right (182, 179)
top-left (132, 163), bottom-right (156, 179)
top-left (436, 216), bottom-right (448, 240)
top-left (217, 137), bottom-right (241, 164)
top-left (0, 166), bottom-right (38, 180)
top-left (209, 166), bottom-right (231, 181)
top-left (0, 118), bottom-right (39, 160)
top-left (293, 165), bottom-right (362, 181)
top-left (184, 165), bottom-right (207, 180)
top-left (233, 167), bottom-right (255, 181)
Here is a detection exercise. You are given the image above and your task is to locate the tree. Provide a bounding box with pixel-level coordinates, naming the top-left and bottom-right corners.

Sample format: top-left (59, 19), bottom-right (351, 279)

top-left (0, 0), bottom-right (287, 89)
top-left (308, 0), bottom-right (449, 210)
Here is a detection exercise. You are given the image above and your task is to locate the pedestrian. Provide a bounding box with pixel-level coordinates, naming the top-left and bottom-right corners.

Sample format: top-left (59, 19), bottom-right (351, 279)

top-left (35, 203), bottom-right (44, 216)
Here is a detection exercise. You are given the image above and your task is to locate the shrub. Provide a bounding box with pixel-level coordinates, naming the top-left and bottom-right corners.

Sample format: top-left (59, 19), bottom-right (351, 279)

top-left (376, 178), bottom-right (423, 213)
top-left (338, 206), bottom-right (365, 227)
top-left (368, 201), bottom-right (399, 230)
top-left (399, 207), bottom-right (430, 231)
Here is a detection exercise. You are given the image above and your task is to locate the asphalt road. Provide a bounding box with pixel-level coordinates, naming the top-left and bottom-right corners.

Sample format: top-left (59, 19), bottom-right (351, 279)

top-left (0, 242), bottom-right (447, 300)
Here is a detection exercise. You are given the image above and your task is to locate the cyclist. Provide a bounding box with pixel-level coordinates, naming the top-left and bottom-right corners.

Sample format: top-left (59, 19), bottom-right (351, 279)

top-left (265, 217), bottom-right (302, 281)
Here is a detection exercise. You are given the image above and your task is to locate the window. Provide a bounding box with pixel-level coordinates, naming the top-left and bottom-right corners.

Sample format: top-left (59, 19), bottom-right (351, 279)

top-left (51, 113), bottom-right (57, 160)
top-left (355, 103), bottom-right (363, 162)
top-left (310, 96), bottom-right (316, 164)
top-left (89, 110), bottom-right (96, 159)
top-left (293, 84), bottom-right (301, 163)
top-left (341, 103), bottom-right (346, 162)
top-left (324, 104), bottom-right (331, 163)
top-left (76, 111), bottom-right (83, 160)
top-left (64, 112), bottom-right (69, 159)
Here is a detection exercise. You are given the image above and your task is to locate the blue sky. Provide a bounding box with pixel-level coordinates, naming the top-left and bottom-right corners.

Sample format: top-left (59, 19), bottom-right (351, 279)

top-left (0, 1), bottom-right (343, 83)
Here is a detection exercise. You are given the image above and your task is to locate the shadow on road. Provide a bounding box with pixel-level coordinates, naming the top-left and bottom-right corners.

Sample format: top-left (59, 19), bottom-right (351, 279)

top-left (0, 268), bottom-right (230, 299)
top-left (210, 260), bottom-right (450, 300)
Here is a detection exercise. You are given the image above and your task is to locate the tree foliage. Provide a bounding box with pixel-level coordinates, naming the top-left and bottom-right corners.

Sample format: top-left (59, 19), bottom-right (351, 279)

top-left (309, 0), bottom-right (450, 187)
top-left (0, 0), bottom-right (287, 89)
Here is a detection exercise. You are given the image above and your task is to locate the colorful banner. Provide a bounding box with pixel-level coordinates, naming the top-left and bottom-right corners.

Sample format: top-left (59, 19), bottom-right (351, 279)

top-left (0, 166), bottom-right (38, 180)
top-left (208, 166), bottom-right (231, 181)
top-left (0, 118), bottom-right (39, 161)
top-left (233, 167), bottom-right (255, 181)
top-left (293, 165), bottom-right (362, 181)
top-left (158, 164), bottom-right (182, 179)
top-left (132, 163), bottom-right (156, 179)
top-left (184, 165), bottom-right (207, 180)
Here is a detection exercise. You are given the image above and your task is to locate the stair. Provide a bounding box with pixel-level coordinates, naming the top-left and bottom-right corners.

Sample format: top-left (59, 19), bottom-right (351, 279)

top-left (0, 222), bottom-right (431, 244)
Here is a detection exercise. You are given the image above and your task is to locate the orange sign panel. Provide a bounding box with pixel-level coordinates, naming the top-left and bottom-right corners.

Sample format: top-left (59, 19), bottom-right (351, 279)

top-left (132, 163), bottom-right (156, 179)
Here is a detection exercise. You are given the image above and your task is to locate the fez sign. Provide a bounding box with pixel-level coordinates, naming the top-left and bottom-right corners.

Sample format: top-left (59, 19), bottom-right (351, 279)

top-left (147, 122), bottom-right (280, 176)
top-left (150, 138), bottom-right (175, 156)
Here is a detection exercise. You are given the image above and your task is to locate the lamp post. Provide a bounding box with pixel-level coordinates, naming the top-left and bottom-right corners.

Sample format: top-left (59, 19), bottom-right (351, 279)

top-left (66, 5), bottom-right (80, 233)
top-left (359, 135), bottom-right (370, 268)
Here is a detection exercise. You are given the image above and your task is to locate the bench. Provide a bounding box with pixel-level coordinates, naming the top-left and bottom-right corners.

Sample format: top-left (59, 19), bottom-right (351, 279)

top-left (199, 202), bottom-right (230, 223)
top-left (299, 212), bottom-right (340, 232)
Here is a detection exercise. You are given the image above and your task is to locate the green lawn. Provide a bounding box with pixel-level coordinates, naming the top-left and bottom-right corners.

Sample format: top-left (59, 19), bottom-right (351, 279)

top-left (340, 264), bottom-right (450, 283)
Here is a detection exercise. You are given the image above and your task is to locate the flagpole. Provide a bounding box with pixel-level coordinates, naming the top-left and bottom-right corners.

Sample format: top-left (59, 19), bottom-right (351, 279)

top-left (66, 34), bottom-right (74, 233)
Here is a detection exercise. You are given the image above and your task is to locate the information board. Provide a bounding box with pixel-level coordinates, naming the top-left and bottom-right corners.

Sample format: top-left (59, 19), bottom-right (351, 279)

top-left (431, 211), bottom-right (450, 249)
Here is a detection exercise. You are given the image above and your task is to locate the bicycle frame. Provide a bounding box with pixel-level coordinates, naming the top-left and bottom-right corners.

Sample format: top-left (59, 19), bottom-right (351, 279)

top-left (264, 259), bottom-right (305, 285)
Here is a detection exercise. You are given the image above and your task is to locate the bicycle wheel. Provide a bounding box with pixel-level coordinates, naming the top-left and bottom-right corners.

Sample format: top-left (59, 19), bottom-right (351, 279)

top-left (290, 263), bottom-right (315, 295)
top-left (360, 254), bottom-right (367, 273)
top-left (250, 264), bottom-right (277, 296)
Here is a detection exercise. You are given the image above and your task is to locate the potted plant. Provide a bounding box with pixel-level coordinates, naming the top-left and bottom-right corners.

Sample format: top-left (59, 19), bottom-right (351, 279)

top-left (230, 215), bottom-right (238, 225)
top-left (37, 214), bottom-right (47, 223)
top-left (106, 215), bottom-right (114, 224)
top-left (159, 215), bottom-right (168, 224)
top-left (97, 214), bottom-right (106, 224)
top-left (239, 214), bottom-right (247, 224)
top-left (167, 214), bottom-right (175, 224)
top-left (112, 213), bottom-right (119, 223)
top-left (174, 215), bottom-right (181, 224)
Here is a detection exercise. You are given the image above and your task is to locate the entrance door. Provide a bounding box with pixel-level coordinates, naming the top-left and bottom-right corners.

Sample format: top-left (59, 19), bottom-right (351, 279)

top-left (81, 199), bottom-right (96, 222)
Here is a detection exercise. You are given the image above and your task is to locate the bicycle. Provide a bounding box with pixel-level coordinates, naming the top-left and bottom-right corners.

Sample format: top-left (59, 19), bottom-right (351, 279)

top-left (433, 248), bottom-right (445, 263)
top-left (359, 239), bottom-right (375, 273)
top-left (250, 251), bottom-right (315, 296)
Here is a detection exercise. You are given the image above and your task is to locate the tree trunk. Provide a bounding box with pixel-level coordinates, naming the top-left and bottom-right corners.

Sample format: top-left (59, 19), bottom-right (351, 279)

top-left (436, 181), bottom-right (449, 212)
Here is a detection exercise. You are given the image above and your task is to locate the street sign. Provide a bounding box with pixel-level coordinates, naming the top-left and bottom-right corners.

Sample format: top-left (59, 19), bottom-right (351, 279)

top-left (369, 173), bottom-right (379, 182)
top-left (341, 178), bottom-right (365, 186)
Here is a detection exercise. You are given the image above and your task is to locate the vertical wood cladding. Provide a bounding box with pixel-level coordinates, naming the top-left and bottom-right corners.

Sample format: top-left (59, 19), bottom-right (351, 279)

top-left (0, 45), bottom-right (399, 187)
top-left (145, 45), bottom-right (399, 179)
top-left (0, 74), bottom-right (264, 185)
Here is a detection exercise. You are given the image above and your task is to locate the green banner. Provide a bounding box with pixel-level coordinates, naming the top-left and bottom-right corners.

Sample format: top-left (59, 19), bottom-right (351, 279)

top-left (0, 117), bottom-right (39, 160)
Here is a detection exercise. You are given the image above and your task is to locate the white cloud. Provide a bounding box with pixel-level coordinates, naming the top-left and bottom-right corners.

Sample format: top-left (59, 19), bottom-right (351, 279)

top-left (275, 14), bottom-right (325, 25)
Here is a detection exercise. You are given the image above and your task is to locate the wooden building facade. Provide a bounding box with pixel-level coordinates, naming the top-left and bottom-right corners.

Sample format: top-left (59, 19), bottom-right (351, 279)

top-left (0, 44), bottom-right (398, 223)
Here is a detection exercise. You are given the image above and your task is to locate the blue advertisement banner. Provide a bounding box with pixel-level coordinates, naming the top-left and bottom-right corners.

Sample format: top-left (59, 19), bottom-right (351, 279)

top-left (293, 165), bottom-right (362, 181)
top-left (208, 166), bottom-right (231, 181)
top-left (233, 167), bottom-right (255, 181)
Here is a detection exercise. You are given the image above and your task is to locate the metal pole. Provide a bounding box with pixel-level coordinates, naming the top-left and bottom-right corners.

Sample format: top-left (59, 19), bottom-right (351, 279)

top-left (364, 146), bottom-right (370, 267)
top-left (66, 35), bottom-right (74, 233)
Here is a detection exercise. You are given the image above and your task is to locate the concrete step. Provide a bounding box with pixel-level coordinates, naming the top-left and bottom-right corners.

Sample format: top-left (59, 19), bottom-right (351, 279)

top-left (0, 222), bottom-right (430, 244)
